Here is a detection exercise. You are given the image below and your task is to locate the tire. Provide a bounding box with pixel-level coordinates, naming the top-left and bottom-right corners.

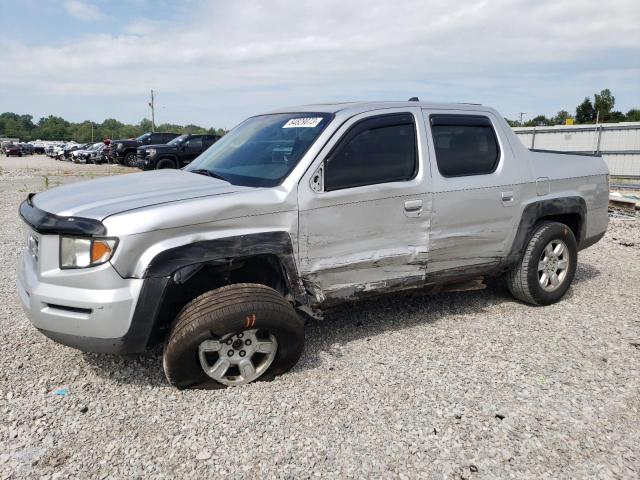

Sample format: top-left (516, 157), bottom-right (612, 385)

top-left (124, 152), bottom-right (137, 167)
top-left (506, 221), bottom-right (577, 306)
top-left (155, 157), bottom-right (176, 169)
top-left (163, 283), bottom-right (305, 389)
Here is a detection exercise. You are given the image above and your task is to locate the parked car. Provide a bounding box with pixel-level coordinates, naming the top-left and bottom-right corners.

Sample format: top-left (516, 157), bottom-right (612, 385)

top-left (52, 145), bottom-right (66, 159)
top-left (20, 143), bottom-right (35, 155)
top-left (85, 143), bottom-right (106, 164)
top-left (17, 101), bottom-right (609, 389)
top-left (111, 132), bottom-right (180, 167)
top-left (62, 143), bottom-right (87, 161)
top-left (70, 143), bottom-right (101, 163)
top-left (136, 134), bottom-right (220, 170)
top-left (70, 149), bottom-right (84, 163)
top-left (5, 144), bottom-right (22, 157)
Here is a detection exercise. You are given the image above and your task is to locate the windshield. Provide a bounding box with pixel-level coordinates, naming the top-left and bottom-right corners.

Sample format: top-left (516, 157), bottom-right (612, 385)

top-left (168, 134), bottom-right (188, 146)
top-left (186, 113), bottom-right (333, 187)
top-left (136, 133), bottom-right (151, 142)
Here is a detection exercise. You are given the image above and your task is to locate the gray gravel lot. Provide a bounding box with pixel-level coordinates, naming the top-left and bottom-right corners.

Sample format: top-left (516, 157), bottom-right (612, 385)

top-left (1, 155), bottom-right (639, 479)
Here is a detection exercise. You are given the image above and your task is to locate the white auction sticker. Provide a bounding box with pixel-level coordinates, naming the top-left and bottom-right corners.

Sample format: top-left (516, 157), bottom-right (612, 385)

top-left (283, 117), bottom-right (323, 128)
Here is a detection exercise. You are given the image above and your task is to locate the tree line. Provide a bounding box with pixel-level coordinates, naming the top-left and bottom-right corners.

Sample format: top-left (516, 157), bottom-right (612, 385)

top-left (0, 114), bottom-right (228, 142)
top-left (2, 88), bottom-right (638, 140)
top-left (505, 89), bottom-right (640, 127)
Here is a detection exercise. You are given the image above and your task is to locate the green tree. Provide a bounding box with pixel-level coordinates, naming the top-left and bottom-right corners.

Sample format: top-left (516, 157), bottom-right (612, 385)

top-left (524, 115), bottom-right (552, 127)
top-left (552, 110), bottom-right (571, 125)
top-left (138, 118), bottom-right (153, 132)
top-left (594, 88), bottom-right (615, 121)
top-left (183, 124), bottom-right (208, 134)
top-left (0, 112), bottom-right (37, 139)
top-left (625, 109), bottom-right (640, 122)
top-left (504, 118), bottom-right (520, 127)
top-left (100, 118), bottom-right (125, 139)
top-left (575, 97), bottom-right (596, 123)
top-left (606, 111), bottom-right (626, 123)
top-left (1, 111), bottom-right (227, 141)
top-left (35, 115), bottom-right (71, 140)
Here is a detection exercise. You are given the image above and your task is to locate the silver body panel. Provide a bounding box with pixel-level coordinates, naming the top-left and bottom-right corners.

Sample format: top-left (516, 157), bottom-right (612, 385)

top-left (16, 230), bottom-right (143, 339)
top-left (18, 101), bottom-right (609, 344)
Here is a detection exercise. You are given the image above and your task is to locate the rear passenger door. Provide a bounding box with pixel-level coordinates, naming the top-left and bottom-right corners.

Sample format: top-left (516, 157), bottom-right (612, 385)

top-left (422, 110), bottom-right (525, 274)
top-left (202, 135), bottom-right (218, 151)
top-left (182, 137), bottom-right (203, 164)
top-left (298, 109), bottom-right (432, 302)
top-left (150, 133), bottom-right (165, 144)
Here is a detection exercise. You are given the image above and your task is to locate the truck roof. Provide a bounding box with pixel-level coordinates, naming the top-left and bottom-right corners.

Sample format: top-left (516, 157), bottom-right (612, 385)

top-left (264, 101), bottom-right (494, 117)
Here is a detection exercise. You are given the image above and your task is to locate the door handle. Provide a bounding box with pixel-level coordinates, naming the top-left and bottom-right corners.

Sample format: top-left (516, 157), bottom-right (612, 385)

top-left (501, 191), bottom-right (514, 202)
top-left (404, 199), bottom-right (423, 217)
top-left (404, 200), bottom-right (423, 211)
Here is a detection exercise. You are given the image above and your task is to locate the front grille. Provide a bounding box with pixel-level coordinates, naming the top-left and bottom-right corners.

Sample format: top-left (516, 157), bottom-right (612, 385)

top-left (136, 150), bottom-right (147, 161)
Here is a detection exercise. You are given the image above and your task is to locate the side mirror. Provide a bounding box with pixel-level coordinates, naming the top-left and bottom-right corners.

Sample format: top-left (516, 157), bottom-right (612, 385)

top-left (310, 163), bottom-right (324, 193)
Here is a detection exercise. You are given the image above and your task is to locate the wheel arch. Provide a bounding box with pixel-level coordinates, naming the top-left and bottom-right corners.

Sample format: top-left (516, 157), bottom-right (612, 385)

top-left (155, 155), bottom-right (179, 167)
top-left (128, 231), bottom-right (308, 349)
top-left (507, 196), bottom-right (587, 266)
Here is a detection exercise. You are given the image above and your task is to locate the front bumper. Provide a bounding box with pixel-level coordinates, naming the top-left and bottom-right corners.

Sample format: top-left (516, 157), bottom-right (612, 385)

top-left (17, 246), bottom-right (147, 353)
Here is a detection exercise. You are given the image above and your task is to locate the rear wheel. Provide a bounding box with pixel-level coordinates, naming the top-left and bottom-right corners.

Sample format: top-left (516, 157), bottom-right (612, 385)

top-left (156, 157), bottom-right (176, 169)
top-left (506, 221), bottom-right (577, 305)
top-left (163, 283), bottom-right (305, 389)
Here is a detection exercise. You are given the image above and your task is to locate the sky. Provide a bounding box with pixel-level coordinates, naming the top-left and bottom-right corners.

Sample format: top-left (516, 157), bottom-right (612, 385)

top-left (0, 0), bottom-right (638, 129)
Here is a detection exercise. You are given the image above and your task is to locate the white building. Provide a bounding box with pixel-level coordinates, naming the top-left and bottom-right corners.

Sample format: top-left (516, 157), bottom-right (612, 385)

top-left (513, 122), bottom-right (640, 177)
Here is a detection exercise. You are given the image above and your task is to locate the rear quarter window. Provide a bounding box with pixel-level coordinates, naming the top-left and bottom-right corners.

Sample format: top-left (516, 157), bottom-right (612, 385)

top-left (430, 114), bottom-right (500, 177)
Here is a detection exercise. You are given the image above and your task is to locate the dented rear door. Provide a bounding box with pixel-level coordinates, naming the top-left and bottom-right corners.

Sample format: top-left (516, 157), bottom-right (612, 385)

top-left (422, 109), bottom-right (525, 274)
top-left (297, 108), bottom-right (432, 303)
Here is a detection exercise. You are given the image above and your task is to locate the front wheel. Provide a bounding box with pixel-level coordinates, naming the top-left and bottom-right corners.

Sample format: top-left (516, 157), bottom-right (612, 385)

top-left (155, 157), bottom-right (176, 169)
top-left (124, 152), bottom-right (137, 167)
top-left (506, 221), bottom-right (577, 305)
top-left (163, 283), bottom-right (305, 389)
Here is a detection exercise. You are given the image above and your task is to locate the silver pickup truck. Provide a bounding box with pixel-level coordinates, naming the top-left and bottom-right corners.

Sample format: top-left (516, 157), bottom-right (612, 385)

top-left (17, 101), bottom-right (609, 389)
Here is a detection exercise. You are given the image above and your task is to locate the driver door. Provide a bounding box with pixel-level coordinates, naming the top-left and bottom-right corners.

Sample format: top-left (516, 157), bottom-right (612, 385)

top-left (297, 109), bottom-right (432, 303)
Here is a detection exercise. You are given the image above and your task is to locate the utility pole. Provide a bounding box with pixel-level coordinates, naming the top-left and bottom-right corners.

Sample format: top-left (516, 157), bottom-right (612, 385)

top-left (518, 112), bottom-right (526, 125)
top-left (149, 89), bottom-right (156, 132)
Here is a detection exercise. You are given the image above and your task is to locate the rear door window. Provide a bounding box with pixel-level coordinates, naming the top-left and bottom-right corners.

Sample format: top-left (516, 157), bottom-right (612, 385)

top-left (185, 137), bottom-right (203, 150)
top-left (429, 115), bottom-right (500, 177)
top-left (202, 136), bottom-right (217, 148)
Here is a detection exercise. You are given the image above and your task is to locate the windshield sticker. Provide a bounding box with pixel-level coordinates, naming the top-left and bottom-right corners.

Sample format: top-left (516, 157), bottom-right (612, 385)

top-left (283, 117), bottom-right (323, 128)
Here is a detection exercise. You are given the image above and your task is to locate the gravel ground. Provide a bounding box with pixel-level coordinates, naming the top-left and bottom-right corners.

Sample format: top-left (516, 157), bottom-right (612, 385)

top-left (1, 156), bottom-right (639, 479)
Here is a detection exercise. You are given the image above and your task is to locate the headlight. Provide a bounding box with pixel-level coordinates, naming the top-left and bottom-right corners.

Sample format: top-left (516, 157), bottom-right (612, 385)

top-left (60, 237), bottom-right (118, 269)
top-left (147, 148), bottom-right (156, 157)
top-left (116, 143), bottom-right (123, 150)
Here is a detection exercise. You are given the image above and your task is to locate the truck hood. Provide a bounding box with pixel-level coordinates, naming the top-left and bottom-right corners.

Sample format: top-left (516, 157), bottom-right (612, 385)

top-left (32, 169), bottom-right (248, 221)
top-left (141, 144), bottom-right (177, 153)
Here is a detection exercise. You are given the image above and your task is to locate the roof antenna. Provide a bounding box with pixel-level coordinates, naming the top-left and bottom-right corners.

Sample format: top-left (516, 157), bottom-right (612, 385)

top-left (408, 97), bottom-right (419, 102)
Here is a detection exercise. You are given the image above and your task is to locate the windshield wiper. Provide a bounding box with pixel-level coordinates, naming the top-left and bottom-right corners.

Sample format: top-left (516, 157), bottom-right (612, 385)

top-left (189, 168), bottom-right (230, 182)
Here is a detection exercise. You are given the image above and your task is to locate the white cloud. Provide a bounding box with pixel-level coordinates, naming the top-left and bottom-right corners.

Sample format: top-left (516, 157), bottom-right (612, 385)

top-left (1, 0), bottom-right (638, 126)
top-left (63, 0), bottom-right (105, 21)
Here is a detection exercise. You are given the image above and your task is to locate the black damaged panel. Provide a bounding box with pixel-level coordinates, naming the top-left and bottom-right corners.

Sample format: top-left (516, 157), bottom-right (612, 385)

top-left (19, 193), bottom-right (107, 236)
top-left (506, 196), bottom-right (587, 264)
top-left (144, 231), bottom-right (306, 300)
